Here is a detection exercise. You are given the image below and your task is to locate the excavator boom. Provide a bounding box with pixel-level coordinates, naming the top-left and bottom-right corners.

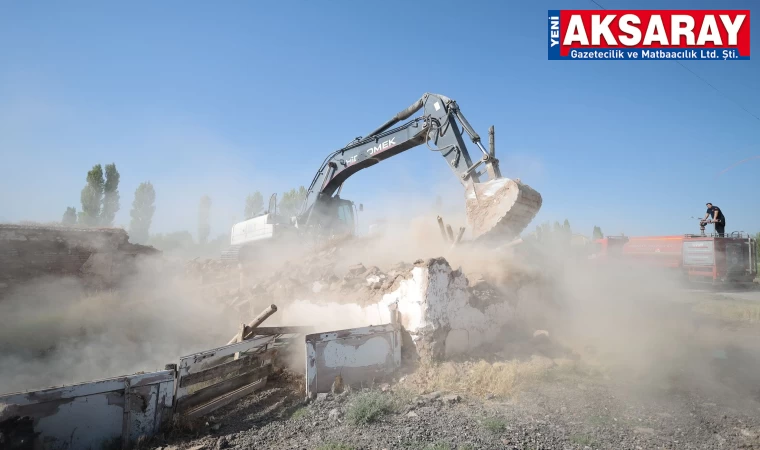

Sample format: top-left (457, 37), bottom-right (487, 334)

top-left (298, 93), bottom-right (542, 242)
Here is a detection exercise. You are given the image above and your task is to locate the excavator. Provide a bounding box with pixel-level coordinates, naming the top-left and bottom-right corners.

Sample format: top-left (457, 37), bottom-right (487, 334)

top-left (221, 92), bottom-right (542, 262)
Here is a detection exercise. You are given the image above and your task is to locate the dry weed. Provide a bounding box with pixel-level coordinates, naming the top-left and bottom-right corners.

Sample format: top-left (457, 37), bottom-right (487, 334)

top-left (345, 391), bottom-right (396, 425)
top-left (403, 355), bottom-right (585, 398)
top-left (693, 298), bottom-right (760, 324)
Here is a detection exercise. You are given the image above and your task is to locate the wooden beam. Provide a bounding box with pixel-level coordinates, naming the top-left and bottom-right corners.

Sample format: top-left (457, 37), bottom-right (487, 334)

top-left (249, 326), bottom-right (316, 335)
top-left (227, 304), bottom-right (278, 345)
top-left (184, 378), bottom-right (267, 419)
top-left (179, 355), bottom-right (271, 388)
top-left (234, 323), bottom-right (246, 360)
top-left (176, 364), bottom-right (272, 413)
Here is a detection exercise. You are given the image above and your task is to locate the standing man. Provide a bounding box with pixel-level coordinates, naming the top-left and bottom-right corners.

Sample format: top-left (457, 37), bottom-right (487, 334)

top-left (704, 203), bottom-right (726, 237)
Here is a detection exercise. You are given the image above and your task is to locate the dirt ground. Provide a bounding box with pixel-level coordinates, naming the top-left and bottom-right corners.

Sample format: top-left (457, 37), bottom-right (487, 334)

top-left (146, 291), bottom-right (760, 450)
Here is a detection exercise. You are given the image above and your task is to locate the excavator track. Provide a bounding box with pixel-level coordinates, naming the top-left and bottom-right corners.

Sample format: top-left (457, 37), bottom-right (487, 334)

top-left (465, 178), bottom-right (542, 242)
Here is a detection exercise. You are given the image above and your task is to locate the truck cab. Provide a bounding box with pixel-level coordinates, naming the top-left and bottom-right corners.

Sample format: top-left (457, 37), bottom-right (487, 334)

top-left (588, 235), bottom-right (629, 261)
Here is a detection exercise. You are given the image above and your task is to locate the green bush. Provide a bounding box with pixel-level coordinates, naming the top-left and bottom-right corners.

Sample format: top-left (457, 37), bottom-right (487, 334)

top-left (345, 391), bottom-right (395, 425)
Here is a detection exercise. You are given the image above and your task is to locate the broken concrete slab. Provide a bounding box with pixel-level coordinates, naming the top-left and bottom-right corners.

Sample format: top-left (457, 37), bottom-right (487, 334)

top-left (347, 263), bottom-right (366, 275)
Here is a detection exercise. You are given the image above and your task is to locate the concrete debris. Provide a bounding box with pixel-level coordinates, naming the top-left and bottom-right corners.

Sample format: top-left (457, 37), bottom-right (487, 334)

top-left (421, 392), bottom-right (442, 402)
top-left (347, 263), bottom-right (366, 275)
top-left (181, 232), bottom-right (550, 366)
top-left (186, 246), bottom-right (422, 315)
top-left (215, 437), bottom-right (229, 450)
top-left (330, 375), bottom-right (349, 396)
top-left (441, 394), bottom-right (461, 405)
top-left (328, 408), bottom-right (341, 421)
top-left (184, 240), bottom-right (538, 364)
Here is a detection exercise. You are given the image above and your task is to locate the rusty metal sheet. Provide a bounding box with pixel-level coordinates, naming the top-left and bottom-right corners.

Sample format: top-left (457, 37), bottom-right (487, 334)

top-left (305, 323), bottom-right (401, 398)
top-left (0, 370), bottom-right (174, 450)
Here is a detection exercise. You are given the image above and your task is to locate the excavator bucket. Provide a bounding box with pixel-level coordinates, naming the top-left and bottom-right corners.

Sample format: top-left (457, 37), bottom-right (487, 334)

top-left (464, 178), bottom-right (542, 242)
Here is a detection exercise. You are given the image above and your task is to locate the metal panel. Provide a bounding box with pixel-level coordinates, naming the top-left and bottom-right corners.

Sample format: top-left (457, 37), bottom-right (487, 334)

top-left (0, 370), bottom-right (174, 450)
top-left (683, 240), bottom-right (715, 266)
top-left (177, 335), bottom-right (273, 376)
top-left (175, 336), bottom-right (275, 418)
top-left (177, 367), bottom-right (271, 419)
top-left (725, 242), bottom-right (745, 272)
top-left (305, 324), bottom-right (401, 398)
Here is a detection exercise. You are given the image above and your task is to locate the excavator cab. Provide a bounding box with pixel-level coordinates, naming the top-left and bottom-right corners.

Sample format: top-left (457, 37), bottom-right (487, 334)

top-left (335, 198), bottom-right (356, 236)
top-left (306, 195), bottom-right (357, 238)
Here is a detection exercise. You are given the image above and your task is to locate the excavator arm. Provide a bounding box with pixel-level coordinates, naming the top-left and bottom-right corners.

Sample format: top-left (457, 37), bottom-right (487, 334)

top-left (298, 93), bottom-right (542, 242)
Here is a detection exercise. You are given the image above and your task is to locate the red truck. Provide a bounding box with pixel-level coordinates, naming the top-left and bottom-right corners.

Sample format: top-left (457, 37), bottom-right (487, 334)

top-left (589, 233), bottom-right (758, 285)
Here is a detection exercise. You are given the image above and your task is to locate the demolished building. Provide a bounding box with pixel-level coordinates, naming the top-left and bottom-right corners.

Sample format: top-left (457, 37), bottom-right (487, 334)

top-left (0, 224), bottom-right (160, 294)
top-left (189, 236), bottom-right (542, 366)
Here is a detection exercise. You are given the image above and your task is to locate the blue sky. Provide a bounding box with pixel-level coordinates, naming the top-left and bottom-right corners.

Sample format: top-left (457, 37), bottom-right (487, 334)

top-left (1, 0), bottom-right (758, 240)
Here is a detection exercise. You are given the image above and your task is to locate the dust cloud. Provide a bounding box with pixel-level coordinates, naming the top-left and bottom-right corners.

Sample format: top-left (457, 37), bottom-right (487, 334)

top-left (0, 255), bottom-right (240, 394)
top-left (497, 234), bottom-right (760, 411)
top-left (323, 205), bottom-right (760, 411)
top-left (2, 183), bottom-right (759, 416)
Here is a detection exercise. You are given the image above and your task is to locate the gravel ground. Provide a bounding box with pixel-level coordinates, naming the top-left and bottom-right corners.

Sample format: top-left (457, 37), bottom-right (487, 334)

top-left (148, 360), bottom-right (760, 450)
top-left (145, 291), bottom-right (760, 450)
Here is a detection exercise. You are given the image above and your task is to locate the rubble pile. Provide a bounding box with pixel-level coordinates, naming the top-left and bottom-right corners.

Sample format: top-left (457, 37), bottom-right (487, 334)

top-left (183, 238), bottom-right (539, 363)
top-left (184, 258), bottom-right (238, 285)
top-left (185, 242), bottom-right (409, 311)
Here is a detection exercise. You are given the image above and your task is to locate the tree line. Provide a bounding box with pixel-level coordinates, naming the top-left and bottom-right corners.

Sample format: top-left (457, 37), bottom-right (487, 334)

top-left (533, 219), bottom-right (604, 243)
top-left (60, 163), bottom-right (309, 251)
top-left (243, 186), bottom-right (307, 220)
top-left (60, 166), bottom-right (631, 252)
top-left (61, 163), bottom-right (157, 244)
